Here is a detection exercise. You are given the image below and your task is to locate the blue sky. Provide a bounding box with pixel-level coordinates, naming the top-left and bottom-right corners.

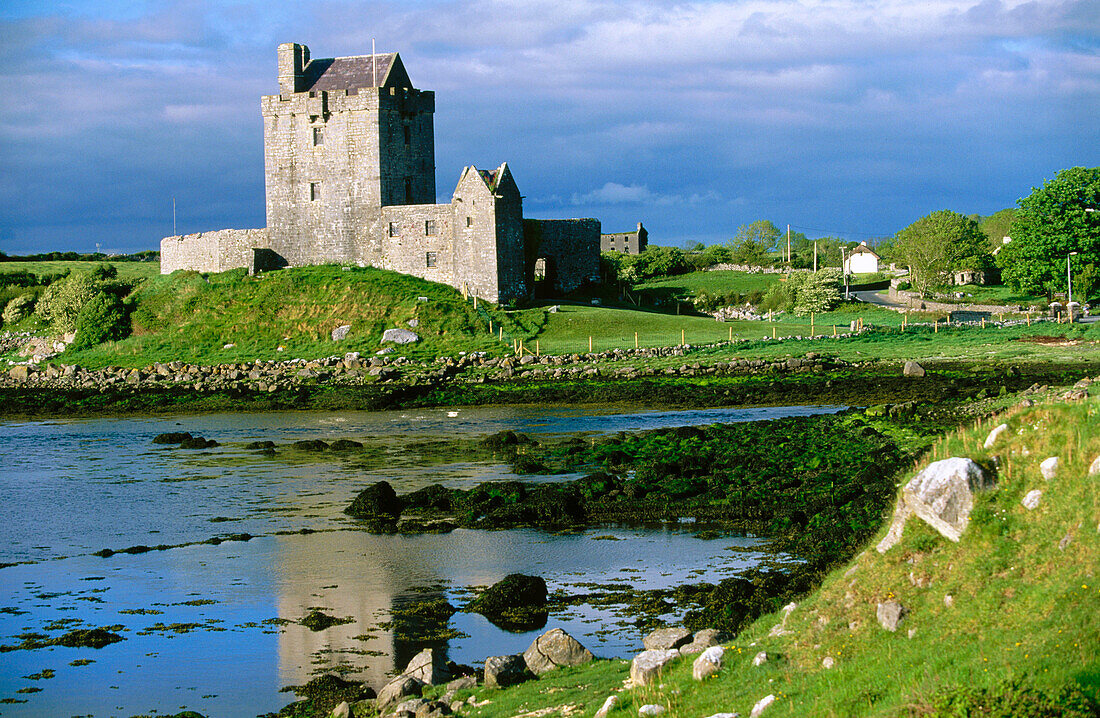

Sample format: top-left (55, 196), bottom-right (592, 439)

top-left (1, 0), bottom-right (1097, 254)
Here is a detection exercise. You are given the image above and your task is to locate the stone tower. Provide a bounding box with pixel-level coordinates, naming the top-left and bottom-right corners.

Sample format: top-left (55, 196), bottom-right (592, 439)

top-left (262, 43), bottom-right (436, 267)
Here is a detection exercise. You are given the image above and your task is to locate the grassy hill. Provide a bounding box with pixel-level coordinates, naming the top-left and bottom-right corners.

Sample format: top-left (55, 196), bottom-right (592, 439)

top-left (58, 265), bottom-right (519, 367)
top-left (434, 396), bottom-right (1099, 717)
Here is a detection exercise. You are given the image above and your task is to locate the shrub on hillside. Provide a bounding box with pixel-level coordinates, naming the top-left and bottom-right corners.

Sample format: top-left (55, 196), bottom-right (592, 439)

top-left (35, 272), bottom-right (101, 333)
top-left (2, 293), bottom-right (35, 326)
top-left (70, 292), bottom-right (129, 350)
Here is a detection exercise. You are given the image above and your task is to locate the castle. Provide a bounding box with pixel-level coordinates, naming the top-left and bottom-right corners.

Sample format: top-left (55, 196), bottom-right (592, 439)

top-left (161, 43), bottom-right (601, 303)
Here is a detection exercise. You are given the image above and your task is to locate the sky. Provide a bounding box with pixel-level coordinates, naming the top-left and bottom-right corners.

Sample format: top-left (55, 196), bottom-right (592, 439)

top-left (0, 0), bottom-right (1098, 255)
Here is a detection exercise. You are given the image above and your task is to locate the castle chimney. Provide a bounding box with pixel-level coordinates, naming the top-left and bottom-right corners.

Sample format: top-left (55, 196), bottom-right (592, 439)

top-left (277, 43), bottom-right (310, 95)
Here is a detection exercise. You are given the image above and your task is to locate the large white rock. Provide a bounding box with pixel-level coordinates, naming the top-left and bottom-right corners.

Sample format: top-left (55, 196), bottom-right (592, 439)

top-left (750, 694), bottom-right (776, 717)
top-left (983, 423), bottom-right (1009, 449)
top-left (523, 628), bottom-right (594, 674)
top-left (594, 695), bottom-right (618, 718)
top-left (382, 328), bottom-right (420, 344)
top-left (692, 646), bottom-right (724, 680)
top-left (401, 647), bottom-right (451, 685)
top-left (1022, 489), bottom-right (1042, 510)
top-left (1040, 457), bottom-right (1059, 480)
top-left (629, 649), bottom-right (680, 686)
top-left (877, 457), bottom-right (993, 552)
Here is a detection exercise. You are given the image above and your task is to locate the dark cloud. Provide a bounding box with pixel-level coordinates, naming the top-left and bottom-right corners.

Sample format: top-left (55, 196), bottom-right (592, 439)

top-left (0, 0), bottom-right (1096, 253)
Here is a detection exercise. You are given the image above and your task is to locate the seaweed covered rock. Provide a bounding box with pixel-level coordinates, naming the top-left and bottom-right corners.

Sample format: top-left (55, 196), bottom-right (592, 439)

top-left (181, 436), bottom-right (218, 449)
top-left (345, 481), bottom-right (403, 520)
top-left (279, 674), bottom-right (375, 716)
top-left (479, 430), bottom-right (534, 451)
top-left (153, 432), bottom-right (192, 444)
top-left (467, 574), bottom-right (548, 630)
top-left (54, 627), bottom-right (124, 649)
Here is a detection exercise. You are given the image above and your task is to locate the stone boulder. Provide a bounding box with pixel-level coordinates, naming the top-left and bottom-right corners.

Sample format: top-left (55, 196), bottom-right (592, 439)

top-left (522, 628), bottom-right (593, 674)
top-left (750, 695), bottom-right (776, 717)
top-left (903, 361), bottom-right (925, 377)
top-left (377, 675), bottom-right (425, 708)
top-left (876, 601), bottom-right (906, 632)
top-left (1022, 489), bottom-right (1042, 510)
top-left (1040, 457), bottom-right (1059, 480)
top-left (401, 648), bottom-right (451, 685)
top-left (680, 628), bottom-right (725, 654)
top-left (643, 626), bottom-right (692, 651)
top-left (332, 324), bottom-right (351, 341)
top-left (345, 481), bottom-right (403, 519)
top-left (483, 654), bottom-right (532, 688)
top-left (877, 457), bottom-right (993, 552)
top-left (692, 646), bottom-right (724, 681)
top-left (382, 328), bottom-right (420, 345)
top-left (629, 649), bottom-right (680, 686)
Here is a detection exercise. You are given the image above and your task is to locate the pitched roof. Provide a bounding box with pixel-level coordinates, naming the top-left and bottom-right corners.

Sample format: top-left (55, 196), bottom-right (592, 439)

top-left (301, 53), bottom-right (408, 93)
top-left (851, 244), bottom-right (880, 258)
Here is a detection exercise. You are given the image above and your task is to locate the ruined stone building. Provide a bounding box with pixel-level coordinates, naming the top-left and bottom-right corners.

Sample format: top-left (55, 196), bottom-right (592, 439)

top-left (161, 43), bottom-right (600, 303)
top-left (601, 222), bottom-right (648, 254)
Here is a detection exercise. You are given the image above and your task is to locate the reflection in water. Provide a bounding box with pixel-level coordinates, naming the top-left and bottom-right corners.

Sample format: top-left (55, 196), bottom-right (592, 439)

top-left (0, 404), bottom-right (832, 716)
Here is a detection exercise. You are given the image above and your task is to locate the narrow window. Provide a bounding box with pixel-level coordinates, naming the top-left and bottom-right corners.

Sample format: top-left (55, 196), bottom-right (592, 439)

top-left (310, 182), bottom-right (321, 201)
top-left (425, 220), bottom-right (436, 236)
top-left (466, 216), bottom-right (473, 228)
top-left (389, 222), bottom-right (399, 237)
top-left (426, 251), bottom-right (437, 268)
top-left (312, 127), bottom-right (324, 146)
top-left (403, 124), bottom-right (411, 145)
top-left (405, 180), bottom-right (413, 204)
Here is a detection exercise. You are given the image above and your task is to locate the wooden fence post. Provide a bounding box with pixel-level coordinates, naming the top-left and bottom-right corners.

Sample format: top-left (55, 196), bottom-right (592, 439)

top-left (634, 332), bottom-right (638, 349)
top-left (681, 329), bottom-right (685, 346)
top-left (589, 336), bottom-right (593, 353)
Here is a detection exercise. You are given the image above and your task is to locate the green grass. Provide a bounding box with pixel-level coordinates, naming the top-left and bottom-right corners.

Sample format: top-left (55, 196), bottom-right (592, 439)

top-left (57, 265), bottom-right (512, 368)
top-left (947, 283), bottom-right (1048, 306)
top-left (0, 260), bottom-right (160, 281)
top-left (456, 397), bottom-right (1100, 717)
top-left (633, 269), bottom-right (780, 297)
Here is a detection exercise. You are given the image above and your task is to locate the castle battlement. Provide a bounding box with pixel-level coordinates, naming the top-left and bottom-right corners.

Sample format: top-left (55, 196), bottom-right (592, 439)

top-left (162, 43), bottom-right (599, 303)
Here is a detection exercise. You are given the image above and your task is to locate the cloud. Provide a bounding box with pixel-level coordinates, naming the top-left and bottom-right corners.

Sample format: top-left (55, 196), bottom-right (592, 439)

top-left (570, 183), bottom-right (721, 207)
top-left (0, 0), bottom-right (1096, 253)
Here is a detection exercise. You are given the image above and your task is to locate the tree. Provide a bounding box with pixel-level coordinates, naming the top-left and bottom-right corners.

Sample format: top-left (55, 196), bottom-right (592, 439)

top-left (978, 208), bottom-right (1016, 253)
top-left (894, 210), bottom-right (989, 297)
top-left (728, 220), bottom-right (780, 266)
top-left (997, 167), bottom-right (1100, 298)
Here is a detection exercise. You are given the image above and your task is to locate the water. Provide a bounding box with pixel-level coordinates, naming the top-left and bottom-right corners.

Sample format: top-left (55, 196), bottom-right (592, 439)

top-left (0, 404), bottom-right (842, 717)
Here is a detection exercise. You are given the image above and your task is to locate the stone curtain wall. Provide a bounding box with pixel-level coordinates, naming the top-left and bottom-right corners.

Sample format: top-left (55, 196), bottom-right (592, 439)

top-left (380, 204), bottom-right (455, 287)
top-left (160, 229), bottom-right (270, 274)
top-left (527, 219), bottom-right (601, 294)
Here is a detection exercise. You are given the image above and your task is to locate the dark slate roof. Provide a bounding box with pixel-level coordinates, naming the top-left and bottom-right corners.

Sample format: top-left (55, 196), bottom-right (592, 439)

top-left (303, 53), bottom-right (397, 92)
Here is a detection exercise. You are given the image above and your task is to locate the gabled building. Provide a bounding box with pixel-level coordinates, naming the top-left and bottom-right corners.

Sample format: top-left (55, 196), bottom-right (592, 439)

top-left (161, 43), bottom-right (600, 303)
top-left (843, 242), bottom-right (880, 274)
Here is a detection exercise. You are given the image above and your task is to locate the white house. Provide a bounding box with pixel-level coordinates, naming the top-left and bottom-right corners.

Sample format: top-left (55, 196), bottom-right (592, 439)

top-left (844, 242), bottom-right (880, 274)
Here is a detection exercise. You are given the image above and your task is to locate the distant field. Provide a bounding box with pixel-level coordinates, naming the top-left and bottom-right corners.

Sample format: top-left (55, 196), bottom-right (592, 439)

top-left (633, 270), bottom-right (780, 297)
top-left (0, 260), bottom-right (161, 281)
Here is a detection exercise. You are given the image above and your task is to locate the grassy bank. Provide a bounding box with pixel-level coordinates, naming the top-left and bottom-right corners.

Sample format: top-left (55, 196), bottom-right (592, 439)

top-left (439, 396), bottom-right (1100, 717)
top-left (4, 263), bottom-right (1096, 370)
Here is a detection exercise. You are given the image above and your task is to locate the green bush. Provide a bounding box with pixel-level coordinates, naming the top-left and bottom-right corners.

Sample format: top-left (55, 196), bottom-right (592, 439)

top-left (70, 292), bottom-right (129, 350)
top-left (2, 293), bottom-right (35, 326)
top-left (35, 272), bottom-right (101, 333)
top-left (931, 678), bottom-right (1098, 717)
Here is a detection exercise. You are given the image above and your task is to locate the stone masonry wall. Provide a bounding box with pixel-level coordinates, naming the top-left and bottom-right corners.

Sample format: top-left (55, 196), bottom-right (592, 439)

top-left (527, 219), bottom-right (601, 294)
top-left (261, 86), bottom-right (435, 269)
top-left (161, 229), bottom-right (270, 274)
top-left (380, 204), bottom-right (455, 287)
